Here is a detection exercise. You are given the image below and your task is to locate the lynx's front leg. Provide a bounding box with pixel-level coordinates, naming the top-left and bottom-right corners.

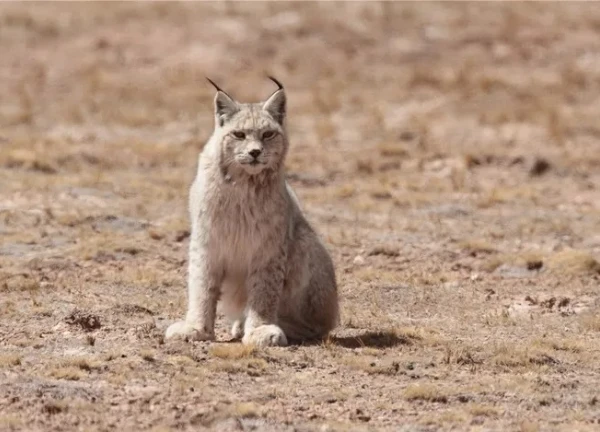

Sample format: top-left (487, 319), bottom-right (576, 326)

top-left (166, 230), bottom-right (219, 342)
top-left (242, 256), bottom-right (288, 347)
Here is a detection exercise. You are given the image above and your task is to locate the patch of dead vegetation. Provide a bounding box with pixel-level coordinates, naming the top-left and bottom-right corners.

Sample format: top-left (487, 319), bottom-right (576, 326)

top-left (1, 273), bottom-right (40, 293)
top-left (207, 358), bottom-right (268, 376)
top-left (547, 250), bottom-right (600, 275)
top-left (330, 329), bottom-right (418, 349)
top-left (67, 357), bottom-right (102, 371)
top-left (188, 402), bottom-right (263, 428)
top-left (458, 239), bottom-right (497, 256)
top-left (64, 310), bottom-right (102, 331)
top-left (404, 384), bottom-right (449, 403)
top-left (480, 249), bottom-right (600, 276)
top-left (209, 343), bottom-right (257, 360)
top-left (468, 403), bottom-right (501, 418)
top-left (41, 400), bottom-right (69, 415)
top-left (580, 313), bottom-right (600, 332)
top-left (0, 415), bottom-right (22, 429)
top-left (47, 367), bottom-right (87, 381)
top-left (490, 344), bottom-right (558, 369)
top-left (0, 354), bottom-right (22, 368)
top-left (533, 338), bottom-right (583, 353)
top-left (139, 349), bottom-right (156, 362)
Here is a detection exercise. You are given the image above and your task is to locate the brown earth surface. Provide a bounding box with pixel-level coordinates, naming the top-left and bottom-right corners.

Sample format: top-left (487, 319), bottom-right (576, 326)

top-left (1, 2), bottom-right (600, 431)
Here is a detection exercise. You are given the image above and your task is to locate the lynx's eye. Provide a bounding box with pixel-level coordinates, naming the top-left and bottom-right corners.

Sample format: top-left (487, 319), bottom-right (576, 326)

top-left (232, 131), bottom-right (246, 140)
top-left (262, 130), bottom-right (276, 140)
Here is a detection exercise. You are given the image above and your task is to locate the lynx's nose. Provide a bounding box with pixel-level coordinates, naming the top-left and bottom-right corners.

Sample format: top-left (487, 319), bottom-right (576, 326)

top-left (249, 149), bottom-right (262, 159)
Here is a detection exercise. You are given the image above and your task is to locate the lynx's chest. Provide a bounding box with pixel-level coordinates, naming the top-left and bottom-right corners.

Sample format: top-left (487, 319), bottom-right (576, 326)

top-left (204, 181), bottom-right (288, 271)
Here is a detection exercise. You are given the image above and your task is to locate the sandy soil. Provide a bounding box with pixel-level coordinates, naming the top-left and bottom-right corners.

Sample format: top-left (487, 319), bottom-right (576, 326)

top-left (1, 2), bottom-right (600, 431)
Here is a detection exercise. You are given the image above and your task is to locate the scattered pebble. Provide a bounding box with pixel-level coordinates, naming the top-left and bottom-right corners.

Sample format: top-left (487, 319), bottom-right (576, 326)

top-left (529, 157), bottom-right (551, 176)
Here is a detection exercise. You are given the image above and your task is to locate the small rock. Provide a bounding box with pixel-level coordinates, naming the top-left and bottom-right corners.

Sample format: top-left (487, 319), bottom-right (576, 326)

top-left (540, 297), bottom-right (557, 309)
top-left (558, 297), bottom-right (570, 308)
top-left (525, 295), bottom-right (538, 305)
top-left (353, 255), bottom-right (365, 265)
top-left (399, 131), bottom-right (416, 141)
top-left (529, 158), bottom-right (551, 176)
top-left (443, 281), bottom-right (459, 289)
top-left (471, 417), bottom-right (485, 425)
top-left (148, 229), bottom-right (164, 240)
top-left (351, 409), bottom-right (371, 422)
top-left (174, 230), bottom-right (190, 242)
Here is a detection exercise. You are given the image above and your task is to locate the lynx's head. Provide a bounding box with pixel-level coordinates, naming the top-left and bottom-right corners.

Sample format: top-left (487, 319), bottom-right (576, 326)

top-left (208, 77), bottom-right (288, 177)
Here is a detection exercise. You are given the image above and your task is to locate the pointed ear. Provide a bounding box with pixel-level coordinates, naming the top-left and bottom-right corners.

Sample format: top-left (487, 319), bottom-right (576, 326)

top-left (206, 77), bottom-right (238, 126)
top-left (263, 77), bottom-right (286, 125)
top-left (214, 91), bottom-right (239, 126)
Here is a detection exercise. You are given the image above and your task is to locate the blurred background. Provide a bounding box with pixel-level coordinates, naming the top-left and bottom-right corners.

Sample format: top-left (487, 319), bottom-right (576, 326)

top-left (3, 2), bottom-right (600, 172)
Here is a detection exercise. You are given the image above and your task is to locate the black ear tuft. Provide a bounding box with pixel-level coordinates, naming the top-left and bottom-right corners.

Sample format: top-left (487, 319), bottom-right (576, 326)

top-left (267, 76), bottom-right (284, 91)
top-left (206, 77), bottom-right (224, 93)
top-left (206, 77), bottom-right (236, 101)
top-left (263, 76), bottom-right (286, 125)
top-left (208, 78), bottom-right (238, 126)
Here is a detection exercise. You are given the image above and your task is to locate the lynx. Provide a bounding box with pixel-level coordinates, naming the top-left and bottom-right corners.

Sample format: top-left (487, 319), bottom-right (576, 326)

top-left (165, 77), bottom-right (339, 347)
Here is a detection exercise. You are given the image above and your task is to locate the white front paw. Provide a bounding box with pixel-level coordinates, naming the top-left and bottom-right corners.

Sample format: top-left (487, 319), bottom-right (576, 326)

top-left (165, 321), bottom-right (215, 342)
top-left (242, 324), bottom-right (288, 347)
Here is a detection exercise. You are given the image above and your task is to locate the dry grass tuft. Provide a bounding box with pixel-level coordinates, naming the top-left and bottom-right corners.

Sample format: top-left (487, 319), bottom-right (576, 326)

top-left (42, 400), bottom-right (69, 415)
top-left (1, 275), bottom-right (40, 293)
top-left (547, 250), bottom-right (600, 275)
top-left (48, 367), bottom-right (86, 381)
top-left (0, 354), bottom-right (22, 368)
top-left (209, 343), bottom-right (257, 360)
top-left (438, 410), bottom-right (468, 424)
top-left (104, 351), bottom-right (125, 362)
top-left (149, 427), bottom-right (175, 432)
top-left (468, 403), bottom-right (500, 418)
top-left (534, 338), bottom-right (583, 353)
top-left (61, 356), bottom-right (102, 371)
top-left (1, 149), bottom-right (58, 174)
top-left (520, 420), bottom-right (540, 432)
top-left (230, 402), bottom-right (261, 418)
top-left (459, 239), bottom-right (497, 255)
top-left (580, 314), bottom-right (600, 332)
top-left (0, 415), bottom-right (22, 428)
top-left (333, 184), bottom-right (356, 199)
top-left (378, 143), bottom-right (409, 158)
top-left (491, 344), bottom-right (558, 368)
top-left (480, 251), bottom-right (546, 273)
top-left (338, 355), bottom-right (400, 375)
top-left (140, 349), bottom-right (156, 362)
top-left (404, 384), bottom-right (448, 403)
top-left (167, 355), bottom-right (196, 367)
top-left (331, 329), bottom-right (419, 349)
top-left (208, 358), bottom-right (267, 375)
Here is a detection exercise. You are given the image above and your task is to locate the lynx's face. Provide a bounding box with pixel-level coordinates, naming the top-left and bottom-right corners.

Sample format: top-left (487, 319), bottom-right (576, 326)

top-left (208, 77), bottom-right (288, 177)
top-left (220, 107), bottom-right (286, 175)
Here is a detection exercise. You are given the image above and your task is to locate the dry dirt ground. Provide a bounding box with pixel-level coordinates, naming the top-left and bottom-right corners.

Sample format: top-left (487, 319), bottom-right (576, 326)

top-left (1, 2), bottom-right (600, 431)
